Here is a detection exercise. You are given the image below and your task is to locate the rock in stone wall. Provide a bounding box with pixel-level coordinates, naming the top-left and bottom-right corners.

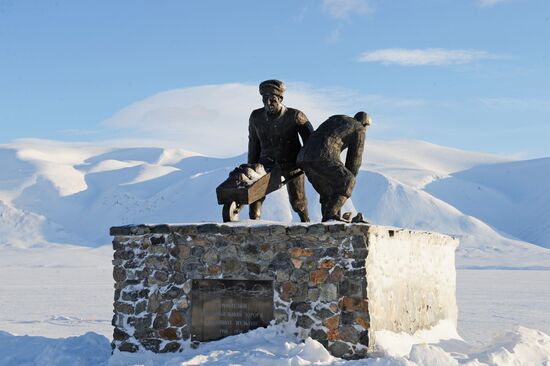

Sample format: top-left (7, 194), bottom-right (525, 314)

top-left (110, 223), bottom-right (457, 359)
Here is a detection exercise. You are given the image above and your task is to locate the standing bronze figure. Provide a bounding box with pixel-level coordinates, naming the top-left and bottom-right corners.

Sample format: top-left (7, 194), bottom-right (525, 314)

top-left (297, 112), bottom-right (372, 222)
top-left (247, 80), bottom-right (313, 222)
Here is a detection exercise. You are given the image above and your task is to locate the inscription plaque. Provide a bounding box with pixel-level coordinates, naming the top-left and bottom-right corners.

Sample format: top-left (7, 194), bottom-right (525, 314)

top-left (190, 279), bottom-right (274, 342)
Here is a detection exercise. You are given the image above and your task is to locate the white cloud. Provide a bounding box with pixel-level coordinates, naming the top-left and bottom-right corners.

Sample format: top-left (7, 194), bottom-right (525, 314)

top-left (478, 0), bottom-right (509, 7)
top-left (322, 0), bottom-right (370, 20)
top-left (358, 48), bottom-right (495, 66)
top-left (481, 97), bottom-right (550, 109)
top-left (102, 83), bottom-right (342, 157)
top-left (101, 83), bottom-right (431, 157)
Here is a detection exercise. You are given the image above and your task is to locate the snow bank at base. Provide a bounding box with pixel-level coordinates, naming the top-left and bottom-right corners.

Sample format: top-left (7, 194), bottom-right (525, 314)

top-left (374, 325), bottom-right (550, 366)
top-left (471, 327), bottom-right (550, 366)
top-left (373, 320), bottom-right (462, 358)
top-left (108, 324), bottom-right (550, 366)
top-left (109, 324), bottom-right (337, 366)
top-left (1, 324), bottom-right (549, 365)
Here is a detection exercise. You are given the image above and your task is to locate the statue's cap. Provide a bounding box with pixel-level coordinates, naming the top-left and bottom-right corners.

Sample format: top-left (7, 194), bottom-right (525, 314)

top-left (354, 111), bottom-right (372, 127)
top-left (259, 80), bottom-right (285, 97)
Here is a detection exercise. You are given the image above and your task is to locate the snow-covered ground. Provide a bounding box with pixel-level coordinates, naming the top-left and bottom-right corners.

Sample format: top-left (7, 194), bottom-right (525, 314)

top-left (0, 245), bottom-right (113, 339)
top-left (1, 137), bottom-right (549, 364)
top-left (457, 270), bottom-right (550, 346)
top-left (1, 243), bottom-right (549, 365)
top-left (1, 254), bottom-right (550, 365)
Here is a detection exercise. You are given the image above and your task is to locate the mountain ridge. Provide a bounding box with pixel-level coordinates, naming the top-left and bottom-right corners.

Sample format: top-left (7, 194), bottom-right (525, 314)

top-left (1, 138), bottom-right (548, 269)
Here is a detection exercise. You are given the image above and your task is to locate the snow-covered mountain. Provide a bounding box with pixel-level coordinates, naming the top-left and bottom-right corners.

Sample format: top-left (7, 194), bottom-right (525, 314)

top-left (1, 138), bottom-right (549, 269)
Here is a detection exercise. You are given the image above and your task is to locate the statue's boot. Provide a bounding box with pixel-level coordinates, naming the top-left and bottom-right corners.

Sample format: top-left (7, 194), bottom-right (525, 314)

top-left (249, 201), bottom-right (262, 220)
top-left (342, 212), bottom-right (353, 223)
top-left (298, 209), bottom-right (310, 223)
top-left (352, 212), bottom-right (369, 224)
top-left (321, 195), bottom-right (348, 222)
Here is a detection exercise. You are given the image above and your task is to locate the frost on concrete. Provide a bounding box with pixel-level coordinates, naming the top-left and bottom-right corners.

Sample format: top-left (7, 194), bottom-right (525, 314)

top-left (366, 226), bottom-right (458, 339)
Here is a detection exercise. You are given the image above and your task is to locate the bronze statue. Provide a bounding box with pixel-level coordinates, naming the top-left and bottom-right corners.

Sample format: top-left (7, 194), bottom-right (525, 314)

top-left (297, 112), bottom-right (371, 222)
top-left (247, 80), bottom-right (313, 222)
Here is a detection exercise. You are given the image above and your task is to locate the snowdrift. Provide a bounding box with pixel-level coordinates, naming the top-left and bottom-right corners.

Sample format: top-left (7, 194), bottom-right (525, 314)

top-left (2, 323), bottom-right (550, 366)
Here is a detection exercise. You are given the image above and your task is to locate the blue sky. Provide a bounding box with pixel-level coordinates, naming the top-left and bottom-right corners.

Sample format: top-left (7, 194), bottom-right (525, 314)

top-left (1, 0), bottom-right (549, 157)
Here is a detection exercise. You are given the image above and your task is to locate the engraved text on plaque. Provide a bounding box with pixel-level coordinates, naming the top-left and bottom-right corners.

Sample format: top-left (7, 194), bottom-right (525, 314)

top-left (190, 279), bottom-right (274, 342)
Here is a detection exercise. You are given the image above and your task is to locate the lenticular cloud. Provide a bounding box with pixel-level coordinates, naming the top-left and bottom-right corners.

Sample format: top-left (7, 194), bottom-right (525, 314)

top-left (358, 48), bottom-right (494, 66)
top-left (102, 83), bottom-right (339, 157)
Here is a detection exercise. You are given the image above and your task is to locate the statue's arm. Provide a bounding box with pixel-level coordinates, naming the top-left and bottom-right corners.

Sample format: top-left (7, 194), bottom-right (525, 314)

top-left (345, 129), bottom-right (366, 176)
top-left (296, 111), bottom-right (314, 145)
top-left (248, 117), bottom-right (260, 164)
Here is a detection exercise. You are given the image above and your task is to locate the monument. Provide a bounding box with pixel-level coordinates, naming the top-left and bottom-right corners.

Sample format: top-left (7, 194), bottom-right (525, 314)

top-left (111, 79), bottom-right (459, 359)
top-left (217, 80), bottom-right (371, 224)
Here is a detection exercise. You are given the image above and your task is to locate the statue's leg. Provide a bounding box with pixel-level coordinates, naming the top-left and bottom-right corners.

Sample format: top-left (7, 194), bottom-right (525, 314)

top-left (320, 197), bottom-right (330, 221)
top-left (249, 198), bottom-right (264, 220)
top-left (287, 174), bottom-right (310, 222)
top-left (302, 161), bottom-right (331, 216)
top-left (321, 195), bottom-right (348, 222)
top-left (321, 164), bottom-right (355, 222)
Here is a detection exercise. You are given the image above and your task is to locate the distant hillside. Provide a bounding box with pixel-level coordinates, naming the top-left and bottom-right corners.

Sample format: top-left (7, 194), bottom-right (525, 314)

top-left (426, 157), bottom-right (550, 248)
top-left (0, 139), bottom-right (549, 269)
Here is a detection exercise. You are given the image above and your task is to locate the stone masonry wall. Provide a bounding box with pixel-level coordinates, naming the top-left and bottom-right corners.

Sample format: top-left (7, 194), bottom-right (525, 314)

top-left (110, 223), bottom-right (457, 359)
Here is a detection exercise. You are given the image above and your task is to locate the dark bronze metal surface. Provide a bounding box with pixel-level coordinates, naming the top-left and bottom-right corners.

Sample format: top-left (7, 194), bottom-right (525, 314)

top-left (297, 112), bottom-right (371, 222)
top-left (215, 80), bottom-right (312, 222)
top-left (246, 80), bottom-right (313, 222)
top-left (216, 166), bottom-right (282, 206)
top-left (214, 80), bottom-right (371, 223)
top-left (190, 279), bottom-right (274, 342)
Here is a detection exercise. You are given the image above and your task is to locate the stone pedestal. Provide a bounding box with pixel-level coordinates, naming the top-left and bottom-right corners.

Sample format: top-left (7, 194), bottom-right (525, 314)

top-left (110, 223), bottom-right (458, 359)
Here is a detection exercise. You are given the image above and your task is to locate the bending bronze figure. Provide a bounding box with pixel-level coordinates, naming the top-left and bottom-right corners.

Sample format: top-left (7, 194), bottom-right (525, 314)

top-left (297, 112), bottom-right (371, 222)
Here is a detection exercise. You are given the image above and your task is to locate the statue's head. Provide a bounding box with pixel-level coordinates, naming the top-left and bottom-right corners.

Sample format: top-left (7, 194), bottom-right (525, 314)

top-left (354, 111), bottom-right (372, 127)
top-left (259, 80), bottom-right (285, 115)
